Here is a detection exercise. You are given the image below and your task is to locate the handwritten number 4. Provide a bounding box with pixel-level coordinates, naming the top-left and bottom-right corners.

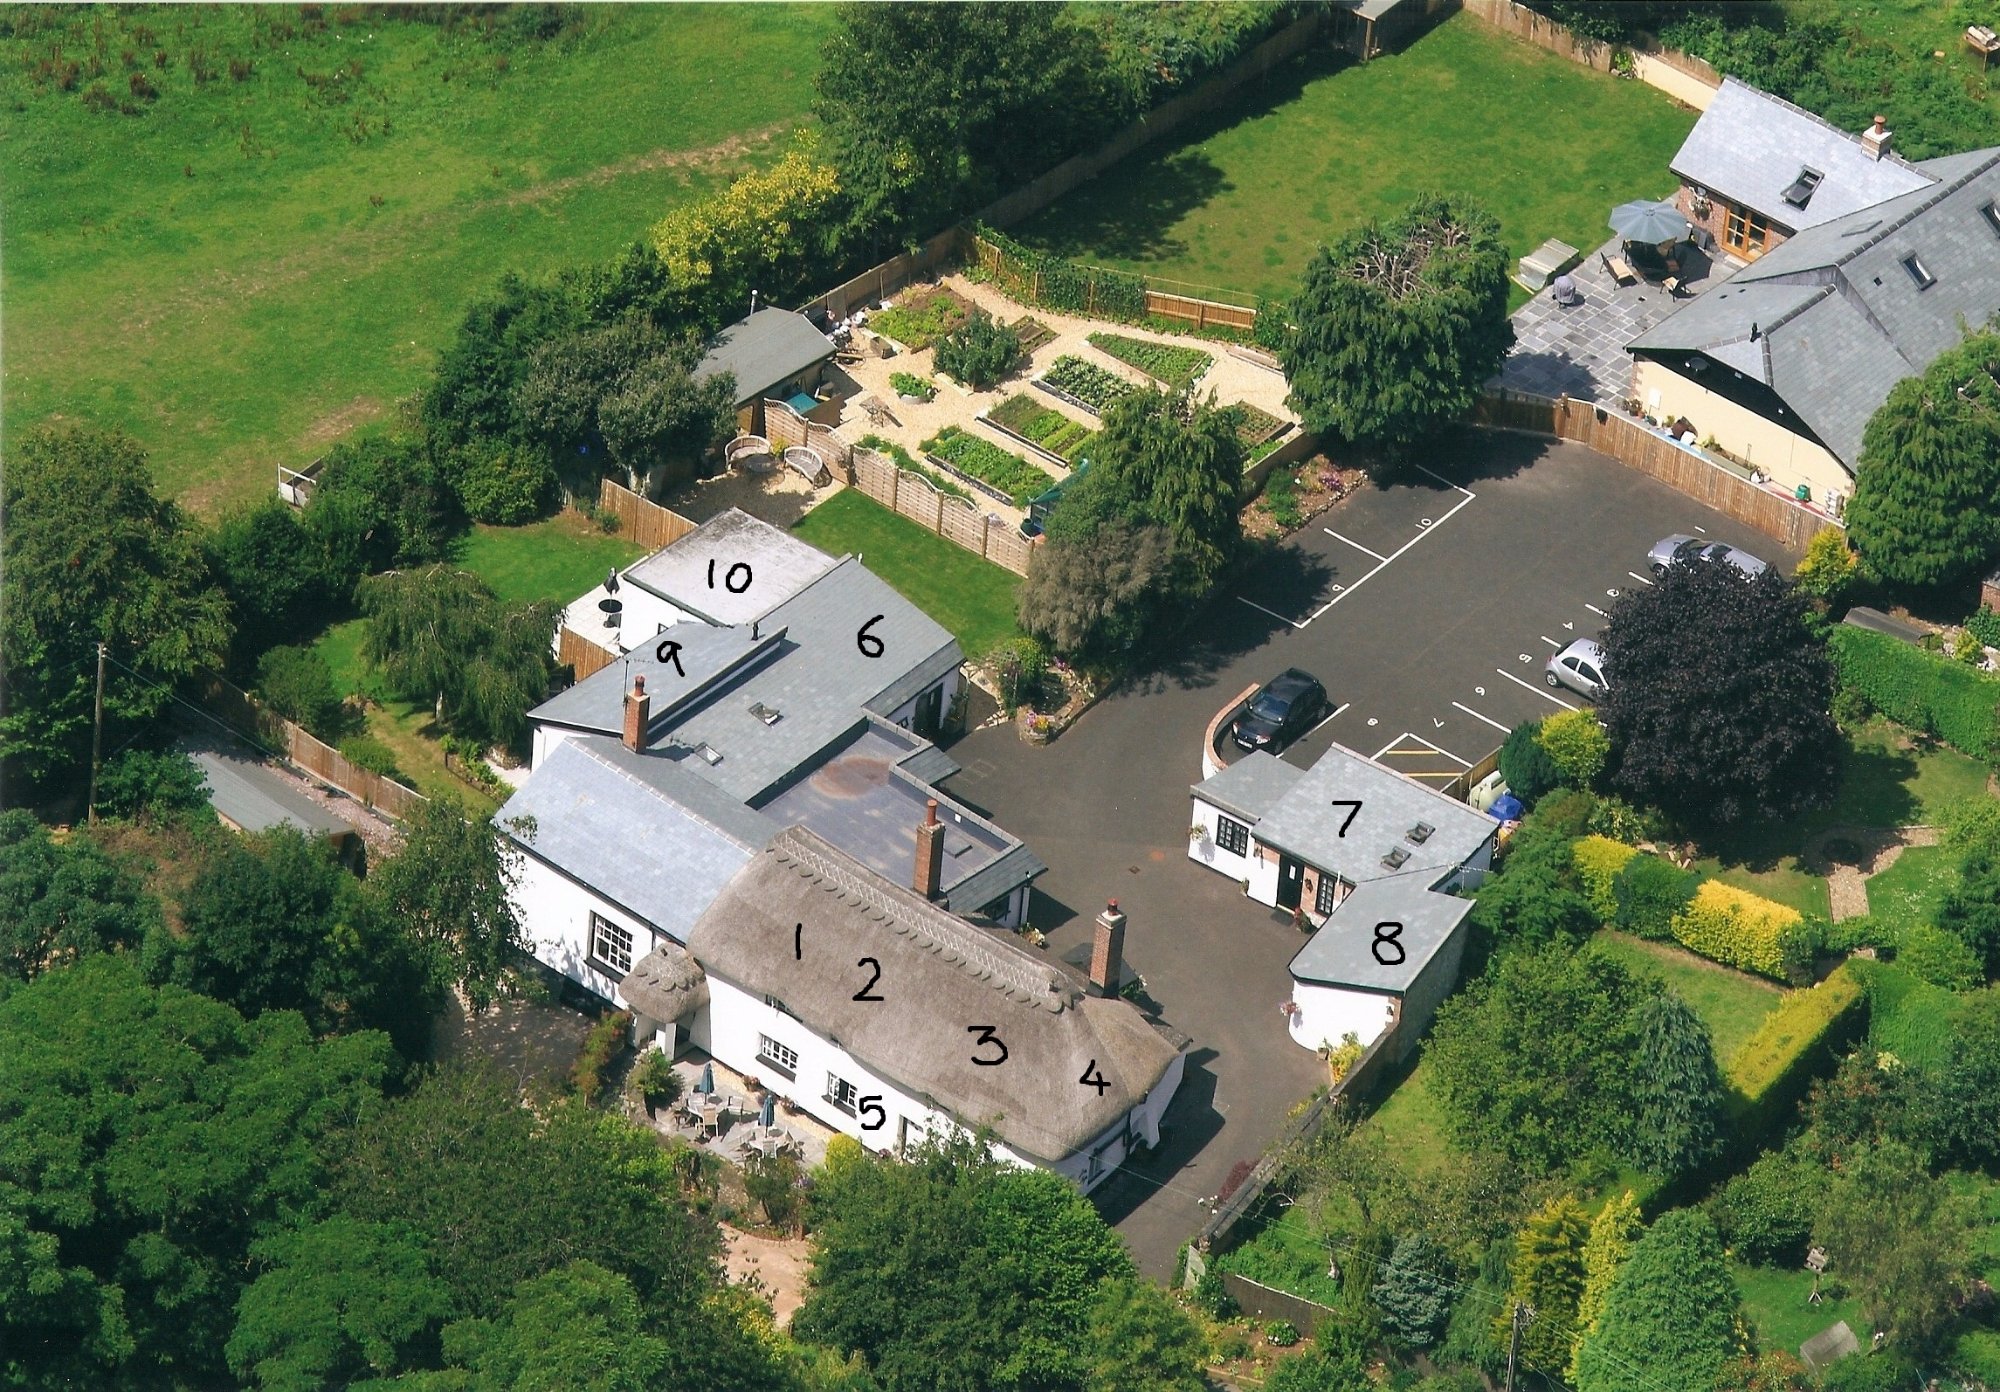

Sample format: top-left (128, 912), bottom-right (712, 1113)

top-left (1079, 1060), bottom-right (1110, 1095)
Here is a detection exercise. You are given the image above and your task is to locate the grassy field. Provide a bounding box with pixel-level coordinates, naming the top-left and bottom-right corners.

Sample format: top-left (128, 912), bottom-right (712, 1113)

top-left (1012, 15), bottom-right (1695, 305)
top-left (1, 4), bottom-right (832, 516)
top-left (792, 490), bottom-right (1022, 656)
top-left (1590, 931), bottom-right (1783, 1064)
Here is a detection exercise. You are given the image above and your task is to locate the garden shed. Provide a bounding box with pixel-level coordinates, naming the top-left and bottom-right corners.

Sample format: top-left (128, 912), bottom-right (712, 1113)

top-left (695, 307), bottom-right (839, 434)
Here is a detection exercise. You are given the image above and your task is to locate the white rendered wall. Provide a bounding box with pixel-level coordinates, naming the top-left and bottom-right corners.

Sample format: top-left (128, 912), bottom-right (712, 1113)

top-left (881, 668), bottom-right (962, 732)
top-left (505, 844), bottom-right (660, 1006)
top-left (1287, 981), bottom-right (1396, 1055)
top-left (1188, 798), bottom-right (1275, 903)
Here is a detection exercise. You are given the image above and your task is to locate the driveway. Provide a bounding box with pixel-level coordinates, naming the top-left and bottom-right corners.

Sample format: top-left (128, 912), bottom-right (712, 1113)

top-left (941, 430), bottom-right (1794, 1276)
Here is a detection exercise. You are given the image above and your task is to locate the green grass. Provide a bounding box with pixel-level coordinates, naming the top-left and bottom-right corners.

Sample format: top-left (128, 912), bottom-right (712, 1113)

top-left (454, 516), bottom-right (646, 608)
top-left (1864, 843), bottom-right (1960, 936)
top-left (1359, 1061), bottom-right (1451, 1181)
top-left (1688, 858), bottom-right (1832, 921)
top-left (1733, 1261), bottom-right (1868, 1356)
top-left (2, 4), bottom-right (832, 517)
top-left (312, 615), bottom-right (495, 810)
top-left (1850, 958), bottom-right (1962, 1072)
top-left (1013, 15), bottom-right (1695, 305)
top-left (1591, 931), bottom-right (1784, 1064)
top-left (791, 490), bottom-right (1022, 657)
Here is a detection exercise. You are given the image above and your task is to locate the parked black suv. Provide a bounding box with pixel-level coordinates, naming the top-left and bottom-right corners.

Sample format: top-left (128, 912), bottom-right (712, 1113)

top-left (1231, 669), bottom-right (1329, 755)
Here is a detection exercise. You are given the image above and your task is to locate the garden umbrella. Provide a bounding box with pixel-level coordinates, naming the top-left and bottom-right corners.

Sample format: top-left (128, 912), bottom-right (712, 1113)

top-left (1608, 199), bottom-right (1689, 245)
top-left (760, 1092), bottom-right (776, 1128)
top-left (697, 1063), bottom-right (714, 1096)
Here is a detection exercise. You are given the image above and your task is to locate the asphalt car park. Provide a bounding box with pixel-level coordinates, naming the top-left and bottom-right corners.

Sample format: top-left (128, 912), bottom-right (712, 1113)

top-left (941, 431), bottom-right (1797, 1275)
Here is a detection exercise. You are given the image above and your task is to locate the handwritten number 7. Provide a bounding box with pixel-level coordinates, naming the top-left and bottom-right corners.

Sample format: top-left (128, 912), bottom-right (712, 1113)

top-left (1331, 800), bottom-right (1361, 836)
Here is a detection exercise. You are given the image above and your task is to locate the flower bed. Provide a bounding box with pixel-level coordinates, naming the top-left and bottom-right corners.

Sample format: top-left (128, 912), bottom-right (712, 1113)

top-left (921, 426), bottom-right (1051, 508)
top-left (1086, 331), bottom-right (1212, 390)
top-left (1034, 354), bottom-right (1142, 416)
top-left (869, 286), bottom-right (973, 350)
top-left (985, 393), bottom-right (1099, 464)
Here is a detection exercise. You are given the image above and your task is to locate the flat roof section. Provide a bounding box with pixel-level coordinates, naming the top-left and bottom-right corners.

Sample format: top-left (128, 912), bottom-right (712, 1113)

top-left (621, 508), bottom-right (839, 627)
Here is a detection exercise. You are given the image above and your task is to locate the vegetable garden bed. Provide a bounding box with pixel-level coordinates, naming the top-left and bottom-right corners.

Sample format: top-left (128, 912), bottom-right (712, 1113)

top-left (870, 287), bottom-right (974, 350)
top-left (1010, 316), bottom-right (1057, 355)
top-left (921, 426), bottom-right (1053, 509)
top-left (1086, 332), bottom-right (1212, 390)
top-left (984, 393), bottom-right (1098, 464)
top-left (1033, 355), bottom-right (1142, 416)
top-left (857, 433), bottom-right (970, 501)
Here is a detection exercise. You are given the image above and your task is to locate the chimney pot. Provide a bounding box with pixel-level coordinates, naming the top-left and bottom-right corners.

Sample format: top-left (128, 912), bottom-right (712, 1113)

top-left (1861, 113), bottom-right (1893, 160)
top-left (623, 673), bottom-right (651, 752)
top-left (1089, 900), bottom-right (1128, 999)
top-left (913, 800), bottom-right (945, 901)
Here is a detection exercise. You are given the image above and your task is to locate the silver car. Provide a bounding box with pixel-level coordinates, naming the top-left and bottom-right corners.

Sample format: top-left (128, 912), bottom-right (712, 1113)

top-left (1545, 638), bottom-right (1608, 700)
top-left (1648, 533), bottom-right (1768, 578)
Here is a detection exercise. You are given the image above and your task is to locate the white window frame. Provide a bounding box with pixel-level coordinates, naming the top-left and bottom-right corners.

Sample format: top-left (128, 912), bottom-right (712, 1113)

top-left (826, 1072), bottom-right (859, 1114)
top-left (1214, 815), bottom-right (1250, 857)
top-left (1315, 873), bottom-right (1341, 917)
top-left (589, 912), bottom-right (634, 975)
top-left (757, 1035), bottom-right (799, 1078)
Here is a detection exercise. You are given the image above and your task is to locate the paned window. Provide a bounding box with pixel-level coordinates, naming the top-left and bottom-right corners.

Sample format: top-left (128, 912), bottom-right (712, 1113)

top-left (1315, 874), bottom-right (1341, 917)
top-left (1214, 815), bottom-right (1250, 857)
top-left (589, 913), bottom-right (634, 975)
top-left (826, 1073), bottom-right (859, 1114)
top-left (757, 1035), bottom-right (798, 1078)
top-left (1722, 205), bottom-right (1771, 258)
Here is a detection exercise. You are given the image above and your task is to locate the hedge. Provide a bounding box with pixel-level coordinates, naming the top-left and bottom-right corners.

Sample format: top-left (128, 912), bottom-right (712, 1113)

top-left (974, 225), bottom-right (1149, 322)
top-left (1670, 880), bottom-right (1814, 983)
top-left (1572, 835), bottom-right (1637, 920)
top-left (1722, 963), bottom-right (1866, 1147)
top-left (1828, 624), bottom-right (2000, 759)
top-left (1612, 853), bottom-right (1698, 941)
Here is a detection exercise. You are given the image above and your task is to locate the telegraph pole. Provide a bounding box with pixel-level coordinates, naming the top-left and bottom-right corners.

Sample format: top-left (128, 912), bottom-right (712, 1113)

top-left (87, 642), bottom-right (107, 826)
top-left (1504, 1302), bottom-right (1530, 1392)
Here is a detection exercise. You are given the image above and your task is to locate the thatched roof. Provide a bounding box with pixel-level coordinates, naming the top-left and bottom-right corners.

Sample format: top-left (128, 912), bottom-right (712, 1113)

top-left (688, 827), bottom-right (1183, 1164)
top-left (620, 940), bottom-right (709, 1023)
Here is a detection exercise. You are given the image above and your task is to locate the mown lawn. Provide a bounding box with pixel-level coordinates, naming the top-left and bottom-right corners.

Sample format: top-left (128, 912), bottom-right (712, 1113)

top-left (791, 490), bottom-right (1023, 657)
top-left (1012, 15), bottom-right (1695, 305)
top-left (455, 516), bottom-right (646, 608)
top-left (1590, 931), bottom-right (1783, 1064)
top-left (1359, 1061), bottom-right (1451, 1181)
top-left (1, 4), bottom-right (832, 516)
top-left (1864, 843), bottom-right (1960, 937)
top-left (1734, 1262), bottom-right (1868, 1356)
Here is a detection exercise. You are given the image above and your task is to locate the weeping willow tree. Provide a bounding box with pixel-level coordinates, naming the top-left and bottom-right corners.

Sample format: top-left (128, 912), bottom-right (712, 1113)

top-left (356, 566), bottom-right (559, 749)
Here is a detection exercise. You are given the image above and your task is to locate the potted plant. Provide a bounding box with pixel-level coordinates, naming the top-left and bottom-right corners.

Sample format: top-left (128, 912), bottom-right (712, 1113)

top-left (1189, 824), bottom-right (1208, 844)
top-left (890, 371), bottom-right (936, 404)
top-left (636, 1048), bottom-right (682, 1120)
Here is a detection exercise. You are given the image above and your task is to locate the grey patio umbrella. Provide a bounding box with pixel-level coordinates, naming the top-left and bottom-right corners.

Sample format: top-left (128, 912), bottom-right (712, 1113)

top-left (1608, 199), bottom-right (1690, 245)
top-left (760, 1092), bottom-right (776, 1128)
top-left (697, 1062), bottom-right (715, 1096)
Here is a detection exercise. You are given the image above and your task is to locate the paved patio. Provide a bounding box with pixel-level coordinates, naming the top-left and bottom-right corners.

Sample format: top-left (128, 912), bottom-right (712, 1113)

top-left (1496, 236), bottom-right (1737, 403)
top-left (632, 1048), bottom-right (837, 1172)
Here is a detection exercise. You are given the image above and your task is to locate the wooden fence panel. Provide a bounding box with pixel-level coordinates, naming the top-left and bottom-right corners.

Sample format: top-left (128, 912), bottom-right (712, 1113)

top-left (938, 494), bottom-right (992, 556)
top-left (559, 626), bottom-right (618, 681)
top-left (197, 673), bottom-right (428, 820)
top-left (764, 403), bottom-right (809, 450)
top-left (895, 472), bottom-right (946, 529)
top-left (597, 478), bottom-right (697, 551)
top-left (1144, 290), bottom-right (1258, 330)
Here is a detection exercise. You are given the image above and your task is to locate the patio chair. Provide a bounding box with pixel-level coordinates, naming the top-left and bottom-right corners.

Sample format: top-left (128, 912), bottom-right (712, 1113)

top-left (1600, 251), bottom-right (1636, 286)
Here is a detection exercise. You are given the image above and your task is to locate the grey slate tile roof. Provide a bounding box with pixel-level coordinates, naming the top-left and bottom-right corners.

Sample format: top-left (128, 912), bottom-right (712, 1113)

top-left (185, 742), bottom-right (356, 841)
top-left (688, 827), bottom-right (1181, 1163)
top-left (1672, 78), bottom-right (1935, 231)
top-left (1631, 146), bottom-right (2000, 467)
top-left (1188, 751), bottom-right (1305, 824)
top-left (1239, 744), bottom-right (1495, 889)
top-left (496, 736), bottom-right (777, 943)
top-left (695, 308), bottom-right (837, 405)
top-left (1288, 877), bottom-right (1474, 992)
top-left (531, 623), bottom-right (770, 735)
top-left (621, 508), bottom-right (838, 626)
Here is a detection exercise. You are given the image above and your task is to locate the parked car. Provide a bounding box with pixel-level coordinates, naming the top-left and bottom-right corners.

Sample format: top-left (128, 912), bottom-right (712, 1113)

top-left (1232, 669), bottom-right (1329, 754)
top-left (1545, 638), bottom-right (1608, 700)
top-left (1648, 533), bottom-right (1768, 578)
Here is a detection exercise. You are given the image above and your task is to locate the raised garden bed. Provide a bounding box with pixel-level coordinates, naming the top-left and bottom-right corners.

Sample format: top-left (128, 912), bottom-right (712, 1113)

top-left (869, 287), bottom-right (974, 351)
top-left (1010, 316), bottom-right (1056, 355)
top-left (1086, 331), bottom-right (1213, 391)
top-left (889, 370), bottom-right (936, 402)
top-left (1219, 401), bottom-right (1287, 448)
top-left (921, 426), bottom-right (1052, 509)
top-left (984, 393), bottom-right (1098, 465)
top-left (1033, 355), bottom-right (1143, 417)
top-left (856, 432), bottom-right (971, 501)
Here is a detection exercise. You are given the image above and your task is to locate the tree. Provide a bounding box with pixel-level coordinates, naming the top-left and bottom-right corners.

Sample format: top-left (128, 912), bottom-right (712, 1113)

top-left (934, 310), bottom-right (1022, 391)
top-left (436, 1260), bottom-right (670, 1392)
top-left (369, 795), bottom-right (529, 1011)
top-left (596, 358), bottom-right (738, 496)
top-left (1262, 1349), bottom-right (1372, 1392)
top-left (1498, 720), bottom-right (1559, 804)
top-left (1845, 330), bottom-right (2000, 591)
top-left (794, 1132), bottom-right (1134, 1392)
top-left (0, 810), bottom-right (162, 980)
top-left (1090, 390), bottom-right (1246, 588)
top-left (1426, 946), bottom-right (1654, 1173)
top-left (1501, 1196), bottom-right (1590, 1376)
top-left (1374, 1234), bottom-right (1455, 1348)
top-left (355, 566), bottom-right (558, 748)
top-left (1538, 708), bottom-right (1609, 788)
top-left (1599, 561), bottom-right (1837, 825)
top-left (256, 643), bottom-right (348, 739)
top-left (1936, 840), bottom-right (2000, 975)
top-left (1573, 1209), bottom-right (1738, 1392)
top-left (0, 421), bottom-right (232, 790)
top-left (1017, 519), bottom-right (1175, 661)
top-left (303, 436), bottom-right (457, 588)
top-left (1569, 1191), bottom-right (1642, 1379)
top-left (1274, 195), bottom-right (1513, 452)
top-left (0, 955), bottom-right (394, 1387)
top-left (1708, 1149), bottom-right (1815, 1266)
top-left (208, 497), bottom-right (327, 659)
top-left (94, 746), bottom-right (215, 821)
top-left (226, 1217), bottom-right (450, 1390)
top-left (1813, 1141), bottom-right (1974, 1347)
top-left (1082, 1276), bottom-right (1206, 1392)
top-left (1626, 994), bottom-right (1725, 1177)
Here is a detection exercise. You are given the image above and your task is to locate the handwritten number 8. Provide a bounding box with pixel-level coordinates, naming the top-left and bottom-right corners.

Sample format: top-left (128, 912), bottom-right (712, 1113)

top-left (1372, 922), bottom-right (1406, 967)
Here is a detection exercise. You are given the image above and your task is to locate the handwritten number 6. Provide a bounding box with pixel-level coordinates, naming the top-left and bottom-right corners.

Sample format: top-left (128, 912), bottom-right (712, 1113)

top-left (857, 615), bottom-right (885, 658)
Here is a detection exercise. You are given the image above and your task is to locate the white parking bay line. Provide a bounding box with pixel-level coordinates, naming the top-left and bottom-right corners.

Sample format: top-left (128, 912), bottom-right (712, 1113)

top-left (1495, 667), bottom-right (1577, 709)
top-left (1452, 701), bottom-right (1511, 733)
top-left (1371, 732), bottom-right (1413, 761)
top-left (1236, 595), bottom-right (1305, 629)
top-left (1414, 464), bottom-right (1478, 499)
top-left (1323, 529), bottom-right (1389, 562)
top-left (1584, 603), bottom-right (1609, 617)
top-left (1306, 702), bottom-right (1351, 736)
top-left (1405, 733), bottom-right (1472, 767)
top-left (1300, 486), bottom-right (1478, 624)
top-left (1540, 635), bottom-right (1561, 648)
top-left (1627, 572), bottom-right (1656, 587)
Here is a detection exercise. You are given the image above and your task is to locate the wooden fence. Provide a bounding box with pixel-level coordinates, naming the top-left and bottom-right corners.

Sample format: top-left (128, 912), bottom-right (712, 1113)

top-left (1145, 289), bottom-right (1258, 332)
top-left (197, 674), bottom-right (428, 820)
top-left (1476, 390), bottom-right (1834, 553)
top-left (597, 478), bottom-right (698, 551)
top-left (763, 400), bottom-right (1039, 577)
top-left (558, 625), bottom-right (619, 681)
top-left (1459, 0), bottom-right (1722, 100)
top-left (797, 225), bottom-right (972, 322)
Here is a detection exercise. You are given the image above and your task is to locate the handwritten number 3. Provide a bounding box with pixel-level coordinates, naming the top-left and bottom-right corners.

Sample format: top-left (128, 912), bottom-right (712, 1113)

top-left (968, 1025), bottom-right (1008, 1066)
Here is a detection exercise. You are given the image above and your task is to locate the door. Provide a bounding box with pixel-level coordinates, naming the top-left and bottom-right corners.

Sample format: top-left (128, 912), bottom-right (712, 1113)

top-left (1276, 857), bottom-right (1305, 911)
top-left (913, 684), bottom-right (944, 738)
top-left (1722, 204), bottom-right (1771, 259)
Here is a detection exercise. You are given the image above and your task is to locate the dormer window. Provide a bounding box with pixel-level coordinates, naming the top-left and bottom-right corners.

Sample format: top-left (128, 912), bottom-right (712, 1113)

top-left (1983, 202), bottom-right (2000, 239)
top-left (1781, 167), bottom-right (1823, 209)
top-left (1901, 254), bottom-right (1936, 290)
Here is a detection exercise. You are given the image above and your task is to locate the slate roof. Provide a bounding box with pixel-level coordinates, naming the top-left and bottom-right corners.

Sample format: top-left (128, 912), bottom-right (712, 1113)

top-left (695, 308), bottom-right (837, 404)
top-left (1672, 78), bottom-right (1935, 231)
top-left (187, 743), bottom-right (356, 841)
top-left (621, 509), bottom-right (838, 626)
top-left (530, 623), bottom-right (770, 735)
top-left (1631, 146), bottom-right (2000, 467)
top-left (1192, 752), bottom-right (1305, 825)
top-left (496, 736), bottom-right (777, 943)
top-left (1288, 877), bottom-right (1475, 992)
top-left (688, 827), bottom-right (1182, 1163)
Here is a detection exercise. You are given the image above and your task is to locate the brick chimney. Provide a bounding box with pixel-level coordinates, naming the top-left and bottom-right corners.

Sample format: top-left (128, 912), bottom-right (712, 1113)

top-left (1088, 899), bottom-right (1127, 999)
top-left (1861, 113), bottom-right (1892, 161)
top-left (913, 799), bottom-right (945, 901)
top-left (622, 673), bottom-right (650, 752)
